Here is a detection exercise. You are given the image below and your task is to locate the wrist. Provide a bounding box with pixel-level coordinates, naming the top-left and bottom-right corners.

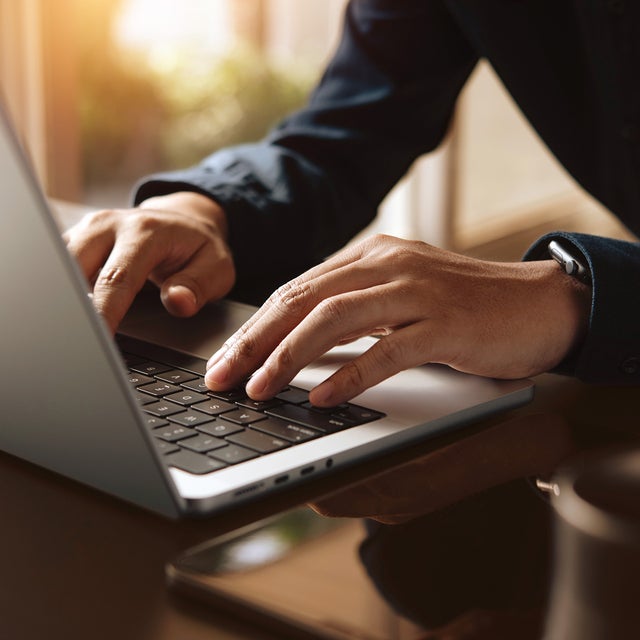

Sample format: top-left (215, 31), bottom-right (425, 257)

top-left (139, 191), bottom-right (229, 241)
top-left (539, 258), bottom-right (592, 362)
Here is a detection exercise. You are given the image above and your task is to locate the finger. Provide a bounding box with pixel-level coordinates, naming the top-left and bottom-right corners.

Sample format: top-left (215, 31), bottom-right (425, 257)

top-left (157, 238), bottom-right (235, 317)
top-left (204, 258), bottom-right (388, 389)
top-left (92, 238), bottom-right (162, 333)
top-left (243, 284), bottom-right (422, 400)
top-left (206, 239), bottom-right (374, 368)
top-left (309, 321), bottom-right (437, 406)
top-left (64, 212), bottom-right (117, 284)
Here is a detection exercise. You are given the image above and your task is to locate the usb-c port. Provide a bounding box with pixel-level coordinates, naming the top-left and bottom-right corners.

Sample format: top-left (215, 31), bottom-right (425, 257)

top-left (300, 466), bottom-right (315, 476)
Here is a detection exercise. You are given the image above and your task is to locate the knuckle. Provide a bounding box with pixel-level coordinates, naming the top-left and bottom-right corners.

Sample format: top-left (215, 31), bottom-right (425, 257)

top-left (340, 360), bottom-right (367, 392)
top-left (315, 295), bottom-right (350, 329)
top-left (268, 279), bottom-right (314, 317)
top-left (225, 329), bottom-right (258, 363)
top-left (270, 341), bottom-right (295, 372)
top-left (386, 242), bottom-right (415, 265)
top-left (365, 234), bottom-right (417, 265)
top-left (359, 233), bottom-right (392, 255)
top-left (374, 336), bottom-right (404, 370)
top-left (83, 208), bottom-right (117, 226)
top-left (74, 209), bottom-right (118, 236)
top-left (130, 210), bottom-right (164, 235)
top-left (370, 232), bottom-right (393, 246)
top-left (95, 265), bottom-right (132, 290)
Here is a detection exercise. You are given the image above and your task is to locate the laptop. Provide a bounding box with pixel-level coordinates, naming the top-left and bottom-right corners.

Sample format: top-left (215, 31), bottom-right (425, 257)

top-left (0, 103), bottom-right (534, 519)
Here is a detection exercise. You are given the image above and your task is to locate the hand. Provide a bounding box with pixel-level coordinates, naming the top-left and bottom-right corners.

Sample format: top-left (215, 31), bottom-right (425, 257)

top-left (64, 191), bottom-right (235, 333)
top-left (308, 413), bottom-right (575, 524)
top-left (205, 234), bottom-right (590, 405)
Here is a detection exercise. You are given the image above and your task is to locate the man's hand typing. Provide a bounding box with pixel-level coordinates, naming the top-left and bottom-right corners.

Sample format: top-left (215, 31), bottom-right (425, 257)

top-left (205, 234), bottom-right (591, 406)
top-left (64, 191), bottom-right (235, 333)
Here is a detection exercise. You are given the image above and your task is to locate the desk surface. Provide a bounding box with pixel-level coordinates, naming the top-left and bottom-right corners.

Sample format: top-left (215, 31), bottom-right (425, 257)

top-left (4, 366), bottom-right (635, 640)
top-left (2, 201), bottom-right (636, 640)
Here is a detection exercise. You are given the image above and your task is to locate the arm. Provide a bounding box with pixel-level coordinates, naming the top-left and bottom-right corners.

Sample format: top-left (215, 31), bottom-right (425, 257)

top-left (134, 0), bottom-right (479, 303)
top-left (67, 0), bottom-right (479, 327)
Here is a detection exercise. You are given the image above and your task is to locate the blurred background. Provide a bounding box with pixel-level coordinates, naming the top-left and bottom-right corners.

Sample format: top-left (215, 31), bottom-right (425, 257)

top-left (0, 0), bottom-right (632, 255)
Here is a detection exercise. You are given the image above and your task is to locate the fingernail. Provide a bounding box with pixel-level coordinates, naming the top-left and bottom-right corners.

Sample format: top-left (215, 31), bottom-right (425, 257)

top-left (166, 285), bottom-right (197, 307)
top-left (310, 381), bottom-right (335, 407)
top-left (205, 358), bottom-right (230, 386)
top-left (246, 368), bottom-right (268, 397)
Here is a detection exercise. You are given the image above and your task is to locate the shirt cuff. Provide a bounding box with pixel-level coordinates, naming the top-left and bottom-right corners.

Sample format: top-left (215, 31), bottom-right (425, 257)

top-left (523, 231), bottom-right (640, 384)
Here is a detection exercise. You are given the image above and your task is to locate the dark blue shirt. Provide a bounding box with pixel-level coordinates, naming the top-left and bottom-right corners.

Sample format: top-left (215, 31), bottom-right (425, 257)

top-left (135, 0), bottom-right (640, 385)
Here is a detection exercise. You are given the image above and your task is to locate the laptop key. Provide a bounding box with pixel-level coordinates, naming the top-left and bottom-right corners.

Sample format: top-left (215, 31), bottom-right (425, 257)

top-left (236, 396), bottom-right (283, 411)
top-left (275, 387), bottom-right (310, 404)
top-left (134, 391), bottom-right (157, 406)
top-left (178, 433), bottom-right (226, 453)
top-left (154, 425), bottom-right (199, 442)
top-left (154, 439), bottom-right (180, 455)
top-left (196, 421), bottom-right (244, 438)
top-left (191, 398), bottom-right (236, 415)
top-left (144, 415), bottom-right (169, 429)
top-left (144, 400), bottom-right (185, 417)
top-left (226, 429), bottom-right (290, 453)
top-left (137, 381), bottom-right (182, 397)
top-left (168, 411), bottom-right (215, 428)
top-left (266, 404), bottom-right (354, 433)
top-left (130, 361), bottom-right (173, 376)
top-left (219, 408), bottom-right (268, 425)
top-left (128, 372), bottom-right (155, 386)
top-left (208, 387), bottom-right (245, 402)
top-left (181, 379), bottom-right (211, 394)
top-left (301, 402), bottom-right (385, 425)
top-left (208, 444), bottom-right (259, 464)
top-left (155, 369), bottom-right (199, 385)
top-left (164, 390), bottom-right (210, 406)
top-left (166, 449), bottom-right (227, 475)
top-left (252, 417), bottom-right (320, 443)
top-left (329, 404), bottom-right (385, 424)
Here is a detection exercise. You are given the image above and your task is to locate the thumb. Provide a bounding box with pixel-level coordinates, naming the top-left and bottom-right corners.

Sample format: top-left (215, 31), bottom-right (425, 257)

top-left (160, 282), bottom-right (200, 317)
top-left (159, 245), bottom-right (236, 317)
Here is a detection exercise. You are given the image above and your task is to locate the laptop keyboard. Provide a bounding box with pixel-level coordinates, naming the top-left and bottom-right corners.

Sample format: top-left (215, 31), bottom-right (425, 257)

top-left (117, 337), bottom-right (385, 476)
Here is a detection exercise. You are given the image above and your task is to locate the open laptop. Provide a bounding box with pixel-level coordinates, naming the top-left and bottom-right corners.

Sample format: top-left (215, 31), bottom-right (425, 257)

top-left (0, 103), bottom-right (534, 519)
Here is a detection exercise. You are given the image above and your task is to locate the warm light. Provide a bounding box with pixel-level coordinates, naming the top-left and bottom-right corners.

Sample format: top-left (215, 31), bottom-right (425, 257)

top-left (114, 0), bottom-right (232, 71)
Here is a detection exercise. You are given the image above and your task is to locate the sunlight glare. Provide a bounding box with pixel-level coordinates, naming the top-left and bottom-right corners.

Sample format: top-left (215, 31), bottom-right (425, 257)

top-left (115, 0), bottom-right (232, 72)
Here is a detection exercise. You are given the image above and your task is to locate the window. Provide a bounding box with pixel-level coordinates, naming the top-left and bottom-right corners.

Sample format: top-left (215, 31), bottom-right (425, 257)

top-left (78, 0), bottom-right (347, 208)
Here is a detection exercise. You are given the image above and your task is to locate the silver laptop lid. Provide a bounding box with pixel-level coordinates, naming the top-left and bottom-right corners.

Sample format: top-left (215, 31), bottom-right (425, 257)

top-left (0, 102), bottom-right (181, 517)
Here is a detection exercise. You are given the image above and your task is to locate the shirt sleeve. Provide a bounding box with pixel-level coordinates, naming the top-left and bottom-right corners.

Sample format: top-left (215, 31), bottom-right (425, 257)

top-left (523, 231), bottom-right (640, 385)
top-left (133, 0), bottom-right (478, 304)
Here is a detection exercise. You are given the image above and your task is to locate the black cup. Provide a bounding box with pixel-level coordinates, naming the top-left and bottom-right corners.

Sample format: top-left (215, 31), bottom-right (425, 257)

top-left (543, 448), bottom-right (640, 640)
